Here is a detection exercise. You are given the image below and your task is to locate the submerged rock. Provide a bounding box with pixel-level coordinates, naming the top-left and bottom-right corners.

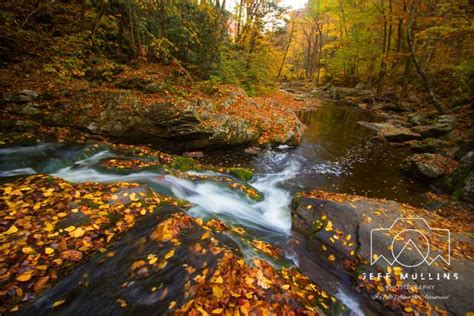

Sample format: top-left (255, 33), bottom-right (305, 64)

top-left (358, 121), bottom-right (421, 142)
top-left (291, 190), bottom-right (474, 316)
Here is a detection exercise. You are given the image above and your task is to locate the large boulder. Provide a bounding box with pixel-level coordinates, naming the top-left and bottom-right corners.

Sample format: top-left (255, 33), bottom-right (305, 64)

top-left (5, 90), bottom-right (262, 149)
top-left (401, 153), bottom-right (458, 179)
top-left (358, 121), bottom-right (421, 142)
top-left (291, 190), bottom-right (474, 315)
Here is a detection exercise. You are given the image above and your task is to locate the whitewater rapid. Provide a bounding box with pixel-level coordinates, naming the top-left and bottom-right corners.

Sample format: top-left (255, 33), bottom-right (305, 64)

top-left (1, 144), bottom-right (300, 235)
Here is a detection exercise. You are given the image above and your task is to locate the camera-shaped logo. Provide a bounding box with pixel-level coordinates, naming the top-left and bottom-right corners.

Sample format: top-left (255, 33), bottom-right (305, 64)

top-left (370, 218), bottom-right (450, 267)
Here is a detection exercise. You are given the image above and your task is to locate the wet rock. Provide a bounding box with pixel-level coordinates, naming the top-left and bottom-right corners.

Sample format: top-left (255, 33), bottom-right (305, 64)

top-left (183, 151), bottom-right (204, 158)
top-left (229, 167), bottom-right (253, 182)
top-left (404, 138), bottom-right (450, 153)
top-left (401, 153), bottom-right (458, 179)
top-left (411, 115), bottom-right (455, 138)
top-left (451, 151), bottom-right (474, 202)
top-left (291, 191), bottom-right (474, 316)
top-left (244, 146), bottom-right (260, 155)
top-left (358, 121), bottom-right (421, 142)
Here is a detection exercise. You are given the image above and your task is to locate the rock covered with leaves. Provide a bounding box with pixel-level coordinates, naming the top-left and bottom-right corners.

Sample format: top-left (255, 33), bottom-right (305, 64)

top-left (291, 190), bottom-right (474, 315)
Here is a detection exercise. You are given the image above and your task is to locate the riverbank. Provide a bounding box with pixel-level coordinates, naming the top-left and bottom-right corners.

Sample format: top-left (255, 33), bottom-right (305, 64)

top-left (282, 82), bottom-right (473, 206)
top-left (1, 63), bottom-right (309, 151)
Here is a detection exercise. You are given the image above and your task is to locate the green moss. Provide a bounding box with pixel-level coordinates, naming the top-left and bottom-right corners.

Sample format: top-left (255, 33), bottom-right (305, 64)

top-left (229, 167), bottom-right (253, 182)
top-left (168, 156), bottom-right (196, 171)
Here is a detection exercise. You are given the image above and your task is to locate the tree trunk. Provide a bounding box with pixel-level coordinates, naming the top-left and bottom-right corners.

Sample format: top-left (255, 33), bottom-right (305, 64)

top-left (277, 15), bottom-right (297, 79)
top-left (407, 0), bottom-right (444, 113)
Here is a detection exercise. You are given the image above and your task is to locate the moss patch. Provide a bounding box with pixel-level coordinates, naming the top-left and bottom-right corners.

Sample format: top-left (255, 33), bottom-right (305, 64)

top-left (229, 167), bottom-right (253, 182)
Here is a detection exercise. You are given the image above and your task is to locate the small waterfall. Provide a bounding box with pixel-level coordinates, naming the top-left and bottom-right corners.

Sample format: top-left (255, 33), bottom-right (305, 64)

top-left (160, 160), bottom-right (299, 235)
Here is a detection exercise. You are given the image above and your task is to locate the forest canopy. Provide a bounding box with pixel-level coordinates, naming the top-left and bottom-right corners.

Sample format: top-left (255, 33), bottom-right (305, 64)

top-left (1, 0), bottom-right (473, 104)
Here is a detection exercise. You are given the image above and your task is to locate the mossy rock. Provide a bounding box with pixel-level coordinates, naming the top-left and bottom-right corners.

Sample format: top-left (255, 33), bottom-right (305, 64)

top-left (229, 167), bottom-right (253, 182)
top-left (168, 156), bottom-right (196, 171)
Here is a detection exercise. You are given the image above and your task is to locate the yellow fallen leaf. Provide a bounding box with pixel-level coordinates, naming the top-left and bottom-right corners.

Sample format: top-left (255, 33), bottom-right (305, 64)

top-left (164, 249), bottom-right (175, 259)
top-left (70, 227), bottom-right (85, 238)
top-left (325, 221), bottom-right (333, 232)
top-left (124, 214), bottom-right (134, 223)
top-left (64, 226), bottom-right (75, 232)
top-left (404, 306), bottom-right (413, 312)
top-left (52, 299), bottom-right (66, 308)
top-left (45, 247), bottom-right (55, 255)
top-left (45, 223), bottom-right (55, 232)
top-left (116, 299), bottom-right (127, 308)
top-left (328, 254), bottom-right (336, 262)
top-left (4, 225), bottom-right (18, 235)
top-left (212, 308), bottom-right (223, 314)
top-left (281, 284), bottom-right (290, 290)
top-left (245, 276), bottom-right (255, 286)
top-left (22, 247), bottom-right (35, 254)
top-left (16, 270), bottom-right (34, 282)
top-left (214, 276), bottom-right (223, 284)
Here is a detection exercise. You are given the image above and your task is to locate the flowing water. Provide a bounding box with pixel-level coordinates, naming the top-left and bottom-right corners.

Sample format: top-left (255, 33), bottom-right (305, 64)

top-left (202, 101), bottom-right (429, 206)
top-left (0, 101), bottom-right (429, 315)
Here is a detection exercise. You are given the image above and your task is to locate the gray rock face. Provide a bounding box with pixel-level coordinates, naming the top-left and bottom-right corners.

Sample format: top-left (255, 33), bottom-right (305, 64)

top-left (463, 173), bottom-right (474, 203)
top-left (358, 121), bottom-right (421, 142)
top-left (451, 151), bottom-right (474, 202)
top-left (408, 113), bottom-right (426, 126)
top-left (5, 89), bottom-right (268, 149)
top-left (4, 89), bottom-right (39, 103)
top-left (404, 138), bottom-right (450, 153)
top-left (401, 153), bottom-right (457, 179)
top-left (411, 115), bottom-right (455, 138)
top-left (115, 77), bottom-right (163, 93)
top-left (291, 192), bottom-right (474, 316)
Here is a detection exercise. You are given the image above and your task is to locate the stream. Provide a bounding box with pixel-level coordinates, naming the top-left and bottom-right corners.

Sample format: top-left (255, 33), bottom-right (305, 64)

top-left (0, 101), bottom-right (430, 315)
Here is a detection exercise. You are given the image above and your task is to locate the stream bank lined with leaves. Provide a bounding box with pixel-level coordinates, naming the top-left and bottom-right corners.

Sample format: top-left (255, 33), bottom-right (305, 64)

top-left (1, 101), bottom-right (473, 315)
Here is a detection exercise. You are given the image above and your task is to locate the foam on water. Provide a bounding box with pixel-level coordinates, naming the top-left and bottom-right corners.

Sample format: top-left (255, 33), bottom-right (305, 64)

top-left (160, 159), bottom-right (300, 235)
